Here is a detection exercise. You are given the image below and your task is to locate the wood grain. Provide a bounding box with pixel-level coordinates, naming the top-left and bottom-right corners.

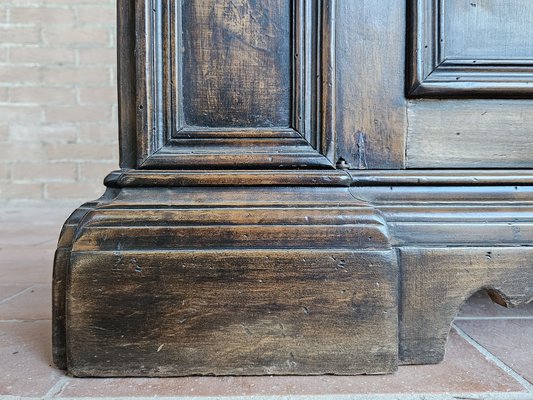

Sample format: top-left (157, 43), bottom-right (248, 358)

top-left (182, 0), bottom-right (291, 127)
top-left (56, 186), bottom-right (398, 376)
top-left (444, 0), bottom-right (533, 59)
top-left (399, 247), bottom-right (533, 364)
top-left (406, 100), bottom-right (533, 168)
top-left (67, 249), bottom-right (398, 376)
top-left (335, 0), bottom-right (406, 169)
top-left (55, 0), bottom-right (533, 378)
top-left (407, 0), bottom-right (533, 97)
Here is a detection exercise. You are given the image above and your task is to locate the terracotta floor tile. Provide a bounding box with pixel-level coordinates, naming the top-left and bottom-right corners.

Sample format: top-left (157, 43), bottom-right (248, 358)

top-left (0, 320), bottom-right (62, 397)
top-left (456, 319), bottom-right (533, 384)
top-left (458, 290), bottom-right (533, 318)
top-left (0, 247), bottom-right (54, 284)
top-left (0, 223), bottom-right (61, 248)
top-left (0, 285), bottom-right (31, 302)
top-left (0, 284), bottom-right (51, 320)
top-left (56, 329), bottom-right (525, 398)
top-left (0, 204), bottom-right (78, 224)
top-left (0, 204), bottom-right (75, 249)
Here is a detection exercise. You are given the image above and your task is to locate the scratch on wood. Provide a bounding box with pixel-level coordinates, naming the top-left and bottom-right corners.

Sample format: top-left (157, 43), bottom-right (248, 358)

top-left (355, 131), bottom-right (368, 170)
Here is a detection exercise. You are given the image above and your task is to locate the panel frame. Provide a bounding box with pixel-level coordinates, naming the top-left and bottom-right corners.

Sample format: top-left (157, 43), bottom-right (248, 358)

top-left (120, 0), bottom-right (336, 169)
top-left (407, 0), bottom-right (533, 98)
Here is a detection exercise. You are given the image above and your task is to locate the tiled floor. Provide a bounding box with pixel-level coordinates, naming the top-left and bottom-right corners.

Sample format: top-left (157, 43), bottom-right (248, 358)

top-left (1, 203), bottom-right (532, 400)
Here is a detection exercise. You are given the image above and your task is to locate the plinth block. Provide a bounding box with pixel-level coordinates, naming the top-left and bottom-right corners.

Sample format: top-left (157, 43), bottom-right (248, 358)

top-left (54, 185), bottom-right (399, 376)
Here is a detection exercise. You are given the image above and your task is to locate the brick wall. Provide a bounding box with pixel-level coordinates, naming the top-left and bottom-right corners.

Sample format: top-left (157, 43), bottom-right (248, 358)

top-left (0, 0), bottom-right (119, 201)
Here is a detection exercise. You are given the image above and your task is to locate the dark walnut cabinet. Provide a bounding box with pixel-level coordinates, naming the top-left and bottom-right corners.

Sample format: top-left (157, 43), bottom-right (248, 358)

top-left (54, 0), bottom-right (533, 376)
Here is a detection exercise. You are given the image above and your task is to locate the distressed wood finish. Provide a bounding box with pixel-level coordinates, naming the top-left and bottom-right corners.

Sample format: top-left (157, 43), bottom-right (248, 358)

top-left (68, 250), bottom-right (397, 376)
top-left (55, 187), bottom-right (399, 376)
top-left (406, 100), bottom-right (533, 168)
top-left (405, 0), bottom-right (533, 168)
top-left (54, 0), bottom-right (533, 377)
top-left (181, 0), bottom-right (291, 127)
top-left (121, 0), bottom-right (338, 169)
top-left (354, 184), bottom-right (533, 364)
top-left (399, 247), bottom-right (533, 364)
top-left (407, 0), bottom-right (533, 97)
top-left (335, 0), bottom-right (407, 169)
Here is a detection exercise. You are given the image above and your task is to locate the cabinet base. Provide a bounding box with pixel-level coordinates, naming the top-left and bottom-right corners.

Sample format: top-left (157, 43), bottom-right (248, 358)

top-left (54, 184), bottom-right (398, 376)
top-left (53, 170), bottom-right (533, 376)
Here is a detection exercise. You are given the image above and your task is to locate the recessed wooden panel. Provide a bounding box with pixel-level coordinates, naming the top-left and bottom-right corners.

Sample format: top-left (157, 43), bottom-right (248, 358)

top-left (127, 0), bottom-right (336, 169)
top-left (443, 0), bottom-right (533, 59)
top-left (407, 0), bottom-right (533, 97)
top-left (182, 0), bottom-right (292, 128)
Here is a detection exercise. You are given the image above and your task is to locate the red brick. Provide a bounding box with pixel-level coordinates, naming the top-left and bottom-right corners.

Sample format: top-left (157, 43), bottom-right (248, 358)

top-left (10, 7), bottom-right (75, 25)
top-left (10, 87), bottom-right (76, 105)
top-left (44, 105), bottom-right (112, 123)
top-left (0, 322), bottom-right (63, 397)
top-left (11, 162), bottom-right (77, 182)
top-left (45, 143), bottom-right (116, 161)
top-left (9, 124), bottom-right (78, 143)
top-left (43, 27), bottom-right (110, 46)
top-left (45, 181), bottom-right (105, 200)
top-left (10, 47), bottom-right (76, 64)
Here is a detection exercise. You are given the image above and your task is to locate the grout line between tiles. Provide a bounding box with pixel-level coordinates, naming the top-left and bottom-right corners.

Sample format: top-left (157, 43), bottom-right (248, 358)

top-left (455, 316), bottom-right (533, 321)
top-left (453, 324), bottom-right (533, 394)
top-left (43, 376), bottom-right (70, 400)
top-left (0, 319), bottom-right (51, 322)
top-left (11, 392), bottom-right (533, 400)
top-left (0, 285), bottom-right (34, 305)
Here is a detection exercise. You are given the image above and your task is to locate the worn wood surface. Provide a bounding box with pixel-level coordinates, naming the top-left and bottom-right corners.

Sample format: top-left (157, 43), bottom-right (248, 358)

top-left (55, 0), bottom-right (533, 377)
top-left (104, 169), bottom-right (352, 187)
top-left (68, 249), bottom-right (398, 376)
top-left (117, 0), bottom-right (137, 167)
top-left (399, 247), bottom-right (533, 364)
top-left (55, 180), bottom-right (533, 375)
top-left (354, 184), bottom-right (533, 247)
top-left (335, 0), bottom-right (406, 169)
top-left (407, 0), bottom-right (533, 97)
top-left (354, 183), bottom-right (533, 364)
top-left (121, 0), bottom-right (337, 169)
top-left (53, 202), bottom-right (100, 369)
top-left (55, 187), bottom-right (399, 376)
top-left (444, 0), bottom-right (533, 59)
top-left (182, 0), bottom-right (291, 127)
top-left (406, 100), bottom-right (533, 168)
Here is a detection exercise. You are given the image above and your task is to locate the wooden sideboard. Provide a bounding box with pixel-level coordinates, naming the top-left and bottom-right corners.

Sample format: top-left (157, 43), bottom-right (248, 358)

top-left (53, 0), bottom-right (533, 376)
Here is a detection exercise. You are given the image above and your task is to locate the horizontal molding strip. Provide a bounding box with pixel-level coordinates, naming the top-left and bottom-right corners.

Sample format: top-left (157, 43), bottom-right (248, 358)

top-left (105, 170), bottom-right (533, 188)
